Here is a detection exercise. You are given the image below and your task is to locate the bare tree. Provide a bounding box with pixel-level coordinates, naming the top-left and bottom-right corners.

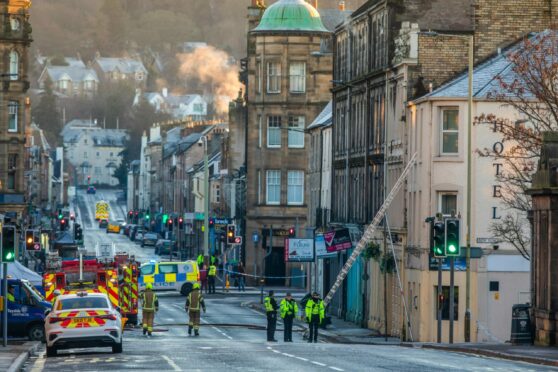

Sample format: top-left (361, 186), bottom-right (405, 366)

top-left (476, 31), bottom-right (558, 259)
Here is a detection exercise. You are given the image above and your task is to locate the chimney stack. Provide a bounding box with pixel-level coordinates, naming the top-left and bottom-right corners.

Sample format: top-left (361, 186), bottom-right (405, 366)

top-left (312, 0), bottom-right (318, 9)
top-left (339, 1), bottom-right (345, 11)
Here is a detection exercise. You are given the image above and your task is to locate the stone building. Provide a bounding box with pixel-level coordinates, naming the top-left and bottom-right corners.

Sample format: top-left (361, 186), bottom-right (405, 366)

top-left (243, 0), bottom-right (341, 285)
top-left (0, 0), bottom-right (32, 218)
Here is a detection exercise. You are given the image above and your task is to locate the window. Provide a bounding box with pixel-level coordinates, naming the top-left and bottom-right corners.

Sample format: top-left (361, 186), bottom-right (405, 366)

top-left (159, 264), bottom-right (177, 274)
top-left (256, 62), bottom-right (262, 94)
top-left (8, 101), bottom-right (18, 132)
top-left (10, 17), bottom-right (20, 31)
top-left (84, 79), bottom-right (95, 90)
top-left (94, 167), bottom-right (101, 175)
top-left (60, 297), bottom-right (109, 310)
top-left (193, 103), bottom-right (204, 113)
top-left (489, 281), bottom-right (499, 292)
top-left (439, 193), bottom-right (457, 216)
top-left (441, 109), bottom-right (459, 154)
top-left (84, 152), bottom-right (88, 159)
top-left (135, 71), bottom-right (144, 81)
top-left (288, 116), bottom-right (305, 148)
top-left (267, 62), bottom-right (281, 93)
top-left (266, 170), bottom-right (281, 205)
top-left (436, 286), bottom-right (459, 320)
top-left (140, 264), bottom-right (155, 276)
top-left (9, 51), bottom-right (18, 80)
top-left (289, 62), bottom-right (306, 93)
top-left (7, 154), bottom-right (16, 190)
top-left (287, 171), bottom-right (304, 205)
top-left (267, 116), bottom-right (281, 148)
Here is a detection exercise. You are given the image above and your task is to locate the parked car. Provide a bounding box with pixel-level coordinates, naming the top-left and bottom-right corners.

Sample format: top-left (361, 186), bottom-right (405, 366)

top-left (117, 219), bottom-right (127, 229)
top-left (141, 233), bottom-right (158, 247)
top-left (99, 219), bottom-right (108, 229)
top-left (86, 186), bottom-right (96, 194)
top-left (106, 221), bottom-right (121, 234)
top-left (130, 227), bottom-right (143, 242)
top-left (124, 224), bottom-right (136, 237)
top-left (154, 239), bottom-right (177, 256)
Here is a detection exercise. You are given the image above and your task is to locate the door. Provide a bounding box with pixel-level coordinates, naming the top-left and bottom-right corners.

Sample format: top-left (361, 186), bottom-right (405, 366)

top-left (265, 246), bottom-right (286, 286)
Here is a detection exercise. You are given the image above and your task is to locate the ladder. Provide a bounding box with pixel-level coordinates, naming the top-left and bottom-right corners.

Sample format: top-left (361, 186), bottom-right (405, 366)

top-left (323, 152), bottom-right (418, 307)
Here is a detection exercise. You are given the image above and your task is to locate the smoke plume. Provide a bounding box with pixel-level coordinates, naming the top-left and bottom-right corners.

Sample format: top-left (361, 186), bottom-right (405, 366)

top-left (177, 46), bottom-right (244, 116)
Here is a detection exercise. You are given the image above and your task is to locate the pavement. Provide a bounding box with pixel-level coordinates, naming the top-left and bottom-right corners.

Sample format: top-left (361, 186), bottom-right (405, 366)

top-left (0, 341), bottom-right (40, 372)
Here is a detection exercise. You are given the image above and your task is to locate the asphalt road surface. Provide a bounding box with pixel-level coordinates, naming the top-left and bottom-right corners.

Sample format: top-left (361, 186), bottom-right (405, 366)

top-left (25, 188), bottom-right (555, 371)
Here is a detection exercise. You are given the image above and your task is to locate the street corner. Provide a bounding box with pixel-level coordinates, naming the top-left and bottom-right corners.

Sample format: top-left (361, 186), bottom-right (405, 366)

top-left (0, 340), bottom-right (42, 372)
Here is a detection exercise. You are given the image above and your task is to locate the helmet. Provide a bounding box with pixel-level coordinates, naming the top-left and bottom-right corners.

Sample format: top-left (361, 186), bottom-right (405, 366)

top-left (146, 283), bottom-right (153, 290)
top-left (53, 289), bottom-right (61, 296)
top-left (193, 283), bottom-right (201, 290)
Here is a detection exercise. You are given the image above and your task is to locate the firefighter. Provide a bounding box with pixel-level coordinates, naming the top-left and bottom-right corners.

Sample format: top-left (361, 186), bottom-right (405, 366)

top-left (264, 290), bottom-right (278, 342)
top-left (280, 292), bottom-right (298, 342)
top-left (141, 283), bottom-right (159, 336)
top-left (305, 292), bottom-right (325, 343)
top-left (52, 289), bottom-right (61, 306)
top-left (185, 283), bottom-right (206, 336)
top-left (208, 263), bottom-right (217, 294)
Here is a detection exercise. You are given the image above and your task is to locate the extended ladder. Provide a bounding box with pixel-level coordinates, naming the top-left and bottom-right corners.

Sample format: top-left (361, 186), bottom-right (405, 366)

top-left (323, 153), bottom-right (418, 307)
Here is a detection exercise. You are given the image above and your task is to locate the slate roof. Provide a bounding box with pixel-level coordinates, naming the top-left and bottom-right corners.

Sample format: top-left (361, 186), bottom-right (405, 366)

top-left (43, 65), bottom-right (99, 83)
top-left (61, 120), bottom-right (128, 147)
top-left (308, 101), bottom-right (332, 130)
top-left (95, 57), bottom-right (147, 74)
top-left (423, 31), bottom-right (553, 100)
top-left (319, 8), bottom-right (351, 32)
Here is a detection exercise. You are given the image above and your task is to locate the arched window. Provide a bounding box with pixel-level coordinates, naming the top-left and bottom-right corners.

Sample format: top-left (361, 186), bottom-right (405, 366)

top-left (9, 51), bottom-right (19, 80)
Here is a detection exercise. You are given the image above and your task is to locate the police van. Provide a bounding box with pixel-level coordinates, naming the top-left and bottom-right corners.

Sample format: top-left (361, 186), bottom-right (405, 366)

top-left (139, 261), bottom-right (200, 296)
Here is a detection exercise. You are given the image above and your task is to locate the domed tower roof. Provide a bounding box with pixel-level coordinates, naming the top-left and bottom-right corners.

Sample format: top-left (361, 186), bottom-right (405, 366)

top-left (253, 0), bottom-right (329, 34)
top-left (8, 0), bottom-right (31, 13)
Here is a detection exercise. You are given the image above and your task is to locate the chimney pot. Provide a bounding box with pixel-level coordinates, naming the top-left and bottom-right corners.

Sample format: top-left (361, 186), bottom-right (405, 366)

top-left (339, 1), bottom-right (345, 11)
top-left (312, 0), bottom-right (318, 9)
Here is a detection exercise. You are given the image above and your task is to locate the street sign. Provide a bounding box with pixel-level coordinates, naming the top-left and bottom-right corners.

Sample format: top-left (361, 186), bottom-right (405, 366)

top-left (233, 236), bottom-right (242, 245)
top-left (315, 234), bottom-right (337, 259)
top-left (324, 228), bottom-right (352, 253)
top-left (285, 238), bottom-right (314, 262)
top-left (33, 243), bottom-right (40, 251)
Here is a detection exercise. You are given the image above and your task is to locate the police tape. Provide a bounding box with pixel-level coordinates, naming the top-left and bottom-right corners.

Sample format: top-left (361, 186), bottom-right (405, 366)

top-left (220, 268), bottom-right (307, 280)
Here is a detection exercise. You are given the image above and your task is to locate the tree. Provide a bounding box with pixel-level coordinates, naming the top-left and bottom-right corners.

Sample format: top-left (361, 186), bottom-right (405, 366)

top-left (477, 31), bottom-right (558, 260)
top-left (33, 77), bottom-right (61, 146)
top-left (112, 147), bottom-right (129, 188)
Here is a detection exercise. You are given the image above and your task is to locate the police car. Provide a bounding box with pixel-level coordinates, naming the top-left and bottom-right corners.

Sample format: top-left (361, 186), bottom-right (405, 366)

top-left (139, 260), bottom-right (200, 296)
top-left (45, 292), bottom-right (123, 357)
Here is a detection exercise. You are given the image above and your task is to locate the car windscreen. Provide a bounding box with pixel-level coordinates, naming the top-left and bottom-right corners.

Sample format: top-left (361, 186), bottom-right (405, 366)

top-left (59, 297), bottom-right (109, 310)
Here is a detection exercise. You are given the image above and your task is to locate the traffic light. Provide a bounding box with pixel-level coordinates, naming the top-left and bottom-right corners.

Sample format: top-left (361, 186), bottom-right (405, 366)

top-left (74, 223), bottom-right (83, 241)
top-left (60, 218), bottom-right (68, 230)
top-left (227, 224), bottom-right (236, 244)
top-left (145, 211), bottom-right (150, 220)
top-left (128, 210), bottom-right (133, 221)
top-left (2, 226), bottom-right (16, 262)
top-left (432, 221), bottom-right (446, 258)
top-left (167, 218), bottom-right (173, 231)
top-left (209, 218), bottom-right (215, 228)
top-left (288, 227), bottom-right (296, 237)
top-left (445, 218), bottom-right (460, 256)
top-left (87, 175), bottom-right (91, 183)
top-left (178, 217), bottom-right (184, 229)
top-left (25, 230), bottom-right (34, 251)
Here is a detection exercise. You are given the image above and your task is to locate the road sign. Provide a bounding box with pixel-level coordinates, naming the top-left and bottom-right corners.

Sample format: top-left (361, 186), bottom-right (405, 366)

top-left (33, 243), bottom-right (40, 251)
top-left (233, 236), bottom-right (242, 245)
top-left (285, 238), bottom-right (314, 262)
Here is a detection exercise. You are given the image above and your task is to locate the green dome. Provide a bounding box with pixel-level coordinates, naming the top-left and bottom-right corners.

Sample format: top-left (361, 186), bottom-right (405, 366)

top-left (253, 0), bottom-right (329, 33)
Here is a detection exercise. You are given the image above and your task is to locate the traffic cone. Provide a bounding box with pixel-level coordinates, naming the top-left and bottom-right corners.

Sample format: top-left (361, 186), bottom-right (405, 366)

top-left (225, 274), bottom-right (230, 293)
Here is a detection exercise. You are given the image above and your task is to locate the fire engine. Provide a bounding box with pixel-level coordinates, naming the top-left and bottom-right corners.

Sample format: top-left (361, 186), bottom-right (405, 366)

top-left (43, 251), bottom-right (140, 325)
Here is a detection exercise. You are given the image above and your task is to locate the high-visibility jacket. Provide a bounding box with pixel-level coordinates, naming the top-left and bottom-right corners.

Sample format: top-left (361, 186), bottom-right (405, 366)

top-left (211, 256), bottom-right (217, 265)
top-left (7, 293), bottom-right (15, 302)
top-left (305, 298), bottom-right (325, 322)
top-left (197, 255), bottom-right (204, 266)
top-left (280, 298), bottom-right (298, 319)
top-left (208, 265), bottom-right (217, 276)
top-left (141, 290), bottom-right (158, 312)
top-left (186, 289), bottom-right (206, 312)
top-left (264, 296), bottom-right (278, 313)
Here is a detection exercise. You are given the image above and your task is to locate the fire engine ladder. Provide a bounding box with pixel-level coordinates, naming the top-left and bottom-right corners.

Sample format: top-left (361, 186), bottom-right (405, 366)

top-left (385, 214), bottom-right (413, 341)
top-left (323, 153), bottom-right (418, 311)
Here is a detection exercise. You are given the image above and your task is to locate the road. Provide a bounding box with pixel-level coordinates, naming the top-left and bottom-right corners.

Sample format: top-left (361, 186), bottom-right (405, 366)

top-left (24, 189), bottom-right (554, 371)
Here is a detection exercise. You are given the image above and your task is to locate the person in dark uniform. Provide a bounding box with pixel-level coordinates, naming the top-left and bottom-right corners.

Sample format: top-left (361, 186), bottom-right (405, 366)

top-left (280, 292), bottom-right (298, 342)
top-left (264, 290), bottom-right (279, 342)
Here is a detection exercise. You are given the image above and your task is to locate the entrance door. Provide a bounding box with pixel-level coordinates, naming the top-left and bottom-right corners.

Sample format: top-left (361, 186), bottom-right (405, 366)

top-left (265, 246), bottom-right (286, 286)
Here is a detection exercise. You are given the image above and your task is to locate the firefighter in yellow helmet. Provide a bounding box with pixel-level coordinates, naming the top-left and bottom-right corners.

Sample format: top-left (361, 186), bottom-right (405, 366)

top-left (185, 283), bottom-right (206, 336)
top-left (141, 283), bottom-right (159, 336)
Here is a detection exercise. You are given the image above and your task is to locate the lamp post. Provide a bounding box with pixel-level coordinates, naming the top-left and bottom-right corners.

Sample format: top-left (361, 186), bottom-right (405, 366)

top-left (422, 31), bottom-right (474, 342)
top-left (200, 136), bottom-right (209, 264)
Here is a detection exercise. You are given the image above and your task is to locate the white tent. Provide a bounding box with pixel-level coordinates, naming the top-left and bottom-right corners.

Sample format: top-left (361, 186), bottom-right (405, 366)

top-left (0, 261), bottom-right (43, 287)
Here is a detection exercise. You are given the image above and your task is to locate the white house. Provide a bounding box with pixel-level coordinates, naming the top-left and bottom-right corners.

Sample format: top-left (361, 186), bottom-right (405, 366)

top-left (407, 42), bottom-right (531, 343)
top-left (92, 55), bottom-right (148, 87)
top-left (61, 119), bottom-right (129, 186)
top-left (134, 88), bottom-right (208, 121)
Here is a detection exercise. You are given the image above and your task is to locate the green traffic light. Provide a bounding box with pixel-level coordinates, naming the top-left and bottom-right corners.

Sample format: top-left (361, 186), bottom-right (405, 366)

top-left (58, 214), bottom-right (63, 219)
top-left (5, 252), bottom-right (14, 260)
top-left (448, 244), bottom-right (457, 253)
top-left (146, 215), bottom-right (150, 220)
top-left (162, 214), bottom-right (168, 224)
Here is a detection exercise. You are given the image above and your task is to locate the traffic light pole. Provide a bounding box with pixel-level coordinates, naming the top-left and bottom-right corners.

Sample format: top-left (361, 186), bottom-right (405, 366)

top-left (437, 258), bottom-right (442, 343)
top-left (2, 262), bottom-right (7, 347)
top-left (449, 256), bottom-right (455, 344)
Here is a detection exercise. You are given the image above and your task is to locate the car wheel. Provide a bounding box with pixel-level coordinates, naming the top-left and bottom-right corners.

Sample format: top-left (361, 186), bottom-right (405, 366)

top-left (46, 346), bottom-right (57, 357)
top-left (27, 324), bottom-right (45, 342)
top-left (112, 340), bottom-right (123, 353)
top-left (180, 282), bottom-right (193, 296)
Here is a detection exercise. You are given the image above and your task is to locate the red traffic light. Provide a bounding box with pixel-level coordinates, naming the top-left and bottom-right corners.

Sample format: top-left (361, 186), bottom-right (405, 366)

top-left (168, 219), bottom-right (173, 224)
top-left (61, 219), bottom-right (66, 224)
top-left (129, 211), bottom-right (133, 216)
top-left (288, 227), bottom-right (295, 237)
top-left (178, 217), bottom-right (183, 223)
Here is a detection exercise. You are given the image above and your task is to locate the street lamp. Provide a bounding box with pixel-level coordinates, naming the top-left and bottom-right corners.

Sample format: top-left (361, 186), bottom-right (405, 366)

top-left (422, 31), bottom-right (474, 342)
top-left (199, 136), bottom-right (210, 264)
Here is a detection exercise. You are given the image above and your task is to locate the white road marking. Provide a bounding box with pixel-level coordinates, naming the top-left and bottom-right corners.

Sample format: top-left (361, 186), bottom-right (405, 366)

top-left (312, 361), bottom-right (327, 366)
top-left (329, 367), bottom-right (344, 371)
top-left (266, 346), bottom-right (343, 371)
top-left (29, 351), bottom-right (46, 372)
top-left (282, 353), bottom-right (294, 357)
top-left (295, 356), bottom-right (308, 362)
top-left (162, 355), bottom-right (182, 371)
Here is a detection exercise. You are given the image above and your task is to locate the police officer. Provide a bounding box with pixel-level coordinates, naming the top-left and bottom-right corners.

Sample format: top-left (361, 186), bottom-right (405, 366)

top-left (208, 263), bottom-right (217, 294)
top-left (305, 292), bottom-right (325, 343)
top-left (52, 289), bottom-right (61, 306)
top-left (280, 292), bottom-right (298, 342)
top-left (185, 283), bottom-right (206, 336)
top-left (264, 290), bottom-right (278, 342)
top-left (197, 254), bottom-right (204, 268)
top-left (141, 283), bottom-right (159, 336)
